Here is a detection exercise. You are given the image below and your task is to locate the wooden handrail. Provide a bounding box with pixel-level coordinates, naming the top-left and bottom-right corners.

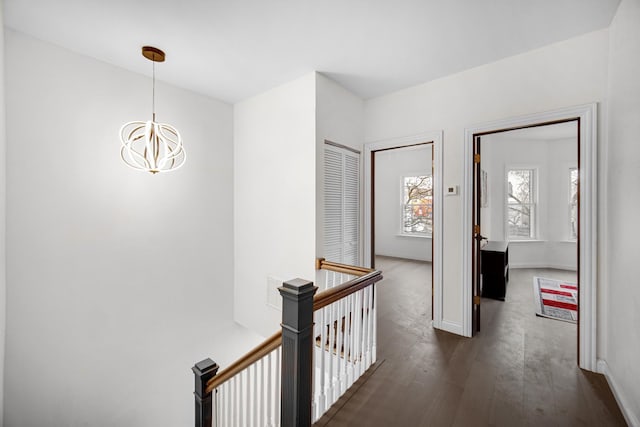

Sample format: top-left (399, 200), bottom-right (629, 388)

top-left (313, 270), bottom-right (382, 311)
top-left (204, 263), bottom-right (381, 393)
top-left (206, 331), bottom-right (282, 393)
top-left (316, 258), bottom-right (374, 276)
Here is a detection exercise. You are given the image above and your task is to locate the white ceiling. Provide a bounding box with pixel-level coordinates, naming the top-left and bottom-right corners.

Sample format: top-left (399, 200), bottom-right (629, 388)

top-left (4, 0), bottom-right (620, 103)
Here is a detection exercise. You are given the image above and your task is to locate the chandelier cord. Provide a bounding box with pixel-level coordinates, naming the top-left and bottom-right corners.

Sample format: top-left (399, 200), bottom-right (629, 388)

top-left (152, 59), bottom-right (156, 122)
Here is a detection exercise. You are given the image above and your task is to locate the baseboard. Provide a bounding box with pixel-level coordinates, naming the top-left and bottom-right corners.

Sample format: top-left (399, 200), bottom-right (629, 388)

top-left (375, 253), bottom-right (432, 263)
top-left (510, 263), bottom-right (577, 271)
top-left (435, 319), bottom-right (463, 336)
top-left (597, 359), bottom-right (639, 427)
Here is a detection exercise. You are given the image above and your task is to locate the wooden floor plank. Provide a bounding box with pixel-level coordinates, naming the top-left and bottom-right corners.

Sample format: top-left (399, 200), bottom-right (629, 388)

top-left (316, 258), bottom-right (626, 427)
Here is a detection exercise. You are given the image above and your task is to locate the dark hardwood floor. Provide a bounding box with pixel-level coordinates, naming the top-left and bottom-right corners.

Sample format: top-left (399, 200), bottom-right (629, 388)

top-left (315, 256), bottom-right (626, 427)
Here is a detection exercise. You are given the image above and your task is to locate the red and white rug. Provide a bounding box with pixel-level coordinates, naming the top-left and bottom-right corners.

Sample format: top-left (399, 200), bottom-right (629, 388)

top-left (533, 277), bottom-right (578, 323)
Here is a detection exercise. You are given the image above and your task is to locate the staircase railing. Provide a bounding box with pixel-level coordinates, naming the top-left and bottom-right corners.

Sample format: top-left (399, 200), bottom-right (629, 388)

top-left (193, 258), bottom-right (382, 427)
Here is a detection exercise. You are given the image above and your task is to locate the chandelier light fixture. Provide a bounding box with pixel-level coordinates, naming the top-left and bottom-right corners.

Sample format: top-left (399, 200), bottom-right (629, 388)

top-left (120, 46), bottom-right (185, 174)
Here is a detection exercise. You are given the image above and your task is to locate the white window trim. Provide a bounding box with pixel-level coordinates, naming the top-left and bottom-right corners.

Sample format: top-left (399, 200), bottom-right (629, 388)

top-left (568, 166), bottom-right (579, 242)
top-left (504, 165), bottom-right (539, 241)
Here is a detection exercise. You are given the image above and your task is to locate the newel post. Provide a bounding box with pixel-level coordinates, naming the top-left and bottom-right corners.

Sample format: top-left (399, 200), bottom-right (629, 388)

top-left (193, 358), bottom-right (219, 427)
top-left (279, 278), bottom-right (318, 427)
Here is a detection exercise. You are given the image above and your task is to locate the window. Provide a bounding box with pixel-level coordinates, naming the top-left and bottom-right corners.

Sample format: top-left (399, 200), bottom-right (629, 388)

top-left (507, 169), bottom-right (536, 239)
top-left (402, 175), bottom-right (432, 236)
top-left (569, 168), bottom-right (578, 240)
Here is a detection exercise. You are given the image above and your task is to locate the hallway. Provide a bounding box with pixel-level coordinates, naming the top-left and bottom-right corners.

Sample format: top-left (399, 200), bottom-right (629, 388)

top-left (316, 256), bottom-right (625, 426)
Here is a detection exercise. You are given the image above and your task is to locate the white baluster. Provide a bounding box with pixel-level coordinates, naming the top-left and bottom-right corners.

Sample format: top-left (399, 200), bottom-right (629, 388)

top-left (225, 382), bottom-right (230, 427)
top-left (340, 297), bottom-right (348, 394)
top-left (218, 385), bottom-right (223, 427)
top-left (224, 382), bottom-right (229, 427)
top-left (259, 358), bottom-right (265, 427)
top-left (361, 287), bottom-right (369, 369)
top-left (329, 299), bottom-right (337, 406)
top-left (335, 297), bottom-right (343, 398)
top-left (321, 306), bottom-right (328, 416)
top-left (372, 284), bottom-right (377, 364)
top-left (232, 376), bottom-right (238, 427)
top-left (354, 289), bottom-right (363, 376)
top-left (368, 286), bottom-right (374, 367)
top-left (251, 363), bottom-right (257, 427)
top-left (221, 386), bottom-right (225, 427)
top-left (360, 288), bottom-right (367, 374)
top-left (266, 352), bottom-right (272, 427)
top-left (275, 347), bottom-right (281, 427)
top-left (245, 368), bottom-right (249, 427)
top-left (347, 293), bottom-right (355, 387)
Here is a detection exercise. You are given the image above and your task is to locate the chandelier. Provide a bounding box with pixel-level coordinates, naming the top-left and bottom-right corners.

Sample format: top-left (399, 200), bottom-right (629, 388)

top-left (120, 46), bottom-right (186, 174)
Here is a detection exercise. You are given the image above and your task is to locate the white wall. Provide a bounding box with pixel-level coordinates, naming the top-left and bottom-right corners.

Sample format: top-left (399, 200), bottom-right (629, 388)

top-left (364, 29), bottom-right (608, 330)
top-left (315, 73), bottom-right (364, 261)
top-left (234, 73), bottom-right (317, 337)
top-left (3, 31), bottom-right (262, 427)
top-left (0, 2), bottom-right (6, 425)
top-left (605, 0), bottom-right (640, 424)
top-left (482, 136), bottom-right (577, 270)
top-left (374, 145), bottom-right (432, 261)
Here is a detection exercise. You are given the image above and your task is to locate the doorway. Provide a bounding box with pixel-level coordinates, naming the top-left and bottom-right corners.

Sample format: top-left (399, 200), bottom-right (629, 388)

top-left (472, 121), bottom-right (580, 364)
top-left (372, 144), bottom-right (434, 316)
top-left (462, 104), bottom-right (598, 371)
top-left (364, 131), bottom-right (445, 331)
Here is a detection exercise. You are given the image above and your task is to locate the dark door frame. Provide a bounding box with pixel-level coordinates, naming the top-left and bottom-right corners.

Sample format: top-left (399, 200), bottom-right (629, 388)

top-left (363, 132), bottom-right (446, 332)
top-left (462, 103), bottom-right (598, 371)
top-left (371, 143), bottom-right (434, 316)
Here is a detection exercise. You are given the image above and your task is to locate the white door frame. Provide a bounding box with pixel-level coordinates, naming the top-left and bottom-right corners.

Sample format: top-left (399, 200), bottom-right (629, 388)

top-left (364, 131), bottom-right (444, 331)
top-left (461, 103), bottom-right (598, 371)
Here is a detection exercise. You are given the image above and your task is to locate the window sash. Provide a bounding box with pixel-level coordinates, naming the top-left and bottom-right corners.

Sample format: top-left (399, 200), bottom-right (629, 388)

top-left (402, 175), bottom-right (433, 236)
top-left (506, 168), bottom-right (537, 240)
top-left (507, 202), bottom-right (536, 239)
top-left (569, 168), bottom-right (578, 240)
top-left (402, 202), bottom-right (433, 235)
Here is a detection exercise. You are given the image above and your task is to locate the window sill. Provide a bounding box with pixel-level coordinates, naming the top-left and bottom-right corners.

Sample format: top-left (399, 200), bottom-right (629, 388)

top-left (397, 234), bottom-right (432, 239)
top-left (509, 239), bottom-right (578, 244)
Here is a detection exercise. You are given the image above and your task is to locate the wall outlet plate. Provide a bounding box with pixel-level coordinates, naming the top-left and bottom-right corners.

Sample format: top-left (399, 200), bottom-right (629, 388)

top-left (446, 185), bottom-right (459, 196)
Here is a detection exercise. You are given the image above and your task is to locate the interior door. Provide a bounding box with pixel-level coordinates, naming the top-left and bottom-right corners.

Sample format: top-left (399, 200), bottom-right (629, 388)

top-left (431, 144), bottom-right (435, 321)
top-left (472, 136), bottom-right (482, 334)
top-left (324, 143), bottom-right (361, 266)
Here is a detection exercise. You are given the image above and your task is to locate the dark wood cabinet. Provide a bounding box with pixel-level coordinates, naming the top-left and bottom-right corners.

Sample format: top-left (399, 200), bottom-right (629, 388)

top-left (481, 241), bottom-right (509, 300)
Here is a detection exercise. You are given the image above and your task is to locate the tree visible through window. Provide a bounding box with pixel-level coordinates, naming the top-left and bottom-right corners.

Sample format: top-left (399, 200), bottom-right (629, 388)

top-left (570, 168), bottom-right (578, 240)
top-left (507, 169), bottom-right (536, 239)
top-left (402, 176), bottom-right (432, 236)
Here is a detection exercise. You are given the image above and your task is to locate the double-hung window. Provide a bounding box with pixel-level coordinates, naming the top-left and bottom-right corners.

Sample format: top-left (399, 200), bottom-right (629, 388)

top-left (507, 169), bottom-right (536, 239)
top-left (569, 168), bottom-right (578, 240)
top-left (402, 175), bottom-right (432, 236)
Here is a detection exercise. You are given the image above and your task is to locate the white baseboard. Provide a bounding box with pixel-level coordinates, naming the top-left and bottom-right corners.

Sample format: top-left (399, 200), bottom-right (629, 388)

top-left (597, 359), bottom-right (639, 427)
top-left (435, 319), bottom-right (463, 336)
top-left (510, 263), bottom-right (577, 271)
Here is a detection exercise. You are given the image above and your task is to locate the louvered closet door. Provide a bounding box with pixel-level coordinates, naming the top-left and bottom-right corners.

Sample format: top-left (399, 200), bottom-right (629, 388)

top-left (324, 145), bottom-right (360, 266)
